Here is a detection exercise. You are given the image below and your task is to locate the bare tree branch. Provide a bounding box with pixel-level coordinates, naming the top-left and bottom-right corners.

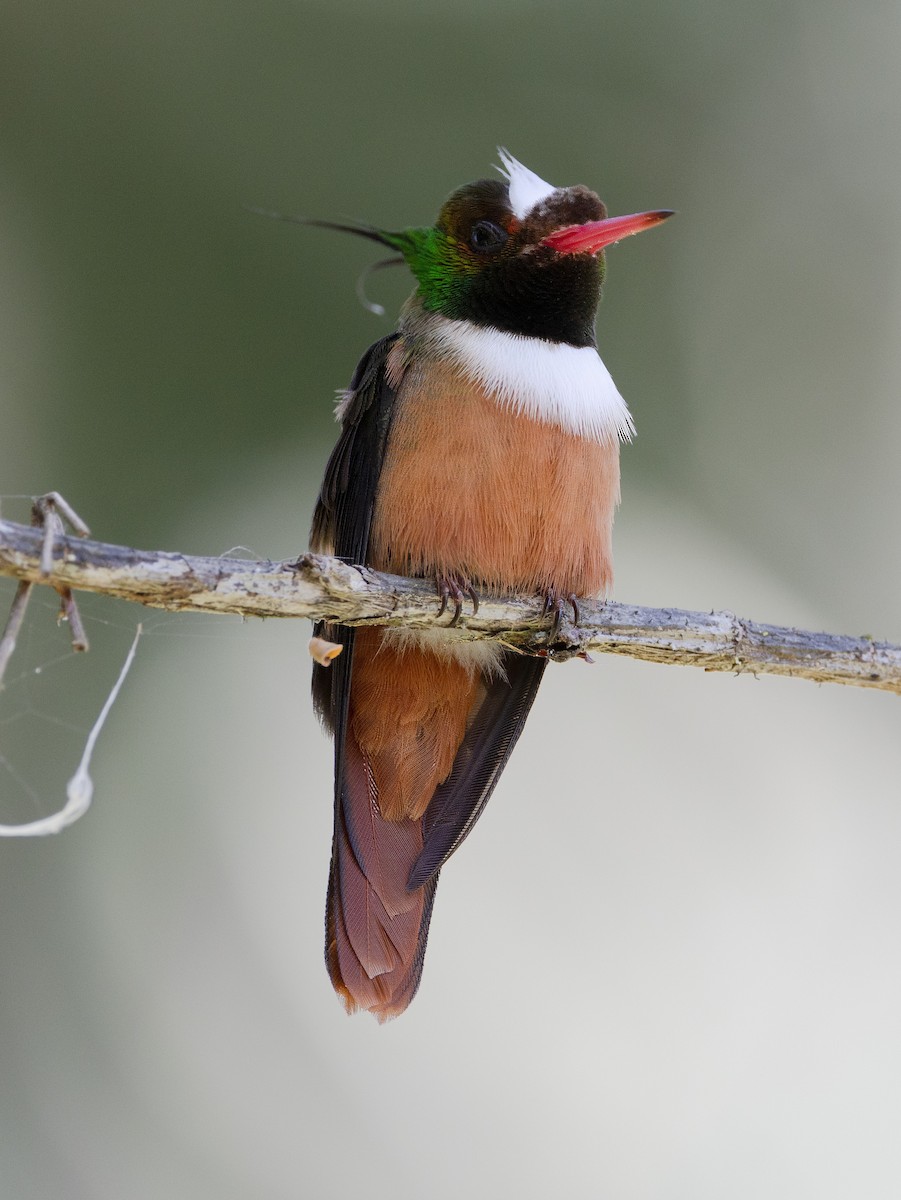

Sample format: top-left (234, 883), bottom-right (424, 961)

top-left (1, 516), bottom-right (898, 695)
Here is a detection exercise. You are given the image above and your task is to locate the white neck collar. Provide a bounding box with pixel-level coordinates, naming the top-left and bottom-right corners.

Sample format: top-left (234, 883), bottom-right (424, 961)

top-left (414, 313), bottom-right (634, 444)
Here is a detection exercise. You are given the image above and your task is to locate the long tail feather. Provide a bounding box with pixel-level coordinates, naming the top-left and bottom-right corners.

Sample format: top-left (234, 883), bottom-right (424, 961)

top-left (325, 633), bottom-right (546, 1019)
top-left (326, 721), bottom-right (434, 1020)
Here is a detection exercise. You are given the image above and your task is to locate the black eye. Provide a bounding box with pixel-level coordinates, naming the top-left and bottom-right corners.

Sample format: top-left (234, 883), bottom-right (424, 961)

top-left (469, 219), bottom-right (508, 253)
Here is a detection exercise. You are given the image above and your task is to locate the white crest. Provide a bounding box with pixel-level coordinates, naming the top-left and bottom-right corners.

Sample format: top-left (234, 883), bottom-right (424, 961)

top-left (496, 148), bottom-right (558, 221)
top-left (423, 314), bottom-right (635, 444)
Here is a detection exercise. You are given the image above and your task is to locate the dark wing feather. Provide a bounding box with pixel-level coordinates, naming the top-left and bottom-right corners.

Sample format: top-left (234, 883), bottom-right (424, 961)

top-left (309, 333), bottom-right (401, 566)
top-left (407, 652), bottom-right (547, 889)
top-left (310, 334), bottom-right (400, 737)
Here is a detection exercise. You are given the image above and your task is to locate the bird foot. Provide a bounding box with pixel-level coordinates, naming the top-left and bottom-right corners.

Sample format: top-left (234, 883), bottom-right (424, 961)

top-left (436, 573), bottom-right (479, 626)
top-left (540, 589), bottom-right (580, 641)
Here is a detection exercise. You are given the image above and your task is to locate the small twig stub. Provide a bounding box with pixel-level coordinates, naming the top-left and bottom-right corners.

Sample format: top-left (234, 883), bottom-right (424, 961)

top-left (308, 636), bottom-right (343, 666)
top-left (1, 494), bottom-right (94, 684)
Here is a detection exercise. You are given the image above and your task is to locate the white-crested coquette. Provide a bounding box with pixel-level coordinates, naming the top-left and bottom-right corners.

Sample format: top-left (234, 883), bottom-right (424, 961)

top-left (306, 151), bottom-right (672, 1019)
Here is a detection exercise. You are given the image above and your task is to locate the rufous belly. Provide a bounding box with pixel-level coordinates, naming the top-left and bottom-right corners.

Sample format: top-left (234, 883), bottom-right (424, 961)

top-left (369, 355), bottom-right (620, 599)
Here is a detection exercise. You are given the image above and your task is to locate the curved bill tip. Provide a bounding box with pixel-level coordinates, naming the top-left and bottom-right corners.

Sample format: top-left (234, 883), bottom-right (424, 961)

top-left (542, 209), bottom-right (675, 255)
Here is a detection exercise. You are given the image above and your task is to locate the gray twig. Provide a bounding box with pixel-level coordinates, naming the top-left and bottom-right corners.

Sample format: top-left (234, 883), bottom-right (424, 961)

top-left (0, 495), bottom-right (93, 685)
top-left (0, 580), bottom-right (33, 685)
top-left (0, 517), bottom-right (898, 695)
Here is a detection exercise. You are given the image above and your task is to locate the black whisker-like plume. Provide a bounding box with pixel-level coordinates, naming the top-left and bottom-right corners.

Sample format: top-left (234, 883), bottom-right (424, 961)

top-left (244, 206), bottom-right (399, 250)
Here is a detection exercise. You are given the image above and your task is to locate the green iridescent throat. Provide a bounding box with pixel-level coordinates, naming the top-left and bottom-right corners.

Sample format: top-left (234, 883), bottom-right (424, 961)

top-left (381, 226), bottom-right (473, 316)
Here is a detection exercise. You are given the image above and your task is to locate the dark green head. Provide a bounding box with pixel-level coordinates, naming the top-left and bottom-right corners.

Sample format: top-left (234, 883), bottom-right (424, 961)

top-left (384, 175), bottom-right (609, 346)
top-left (309, 153), bottom-right (672, 348)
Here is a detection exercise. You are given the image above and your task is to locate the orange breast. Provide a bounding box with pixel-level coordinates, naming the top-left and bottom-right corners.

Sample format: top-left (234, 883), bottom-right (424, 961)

top-left (369, 354), bottom-right (620, 598)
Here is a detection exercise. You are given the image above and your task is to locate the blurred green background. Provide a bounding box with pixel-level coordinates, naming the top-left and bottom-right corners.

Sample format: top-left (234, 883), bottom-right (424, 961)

top-left (2, 2), bottom-right (900, 1197)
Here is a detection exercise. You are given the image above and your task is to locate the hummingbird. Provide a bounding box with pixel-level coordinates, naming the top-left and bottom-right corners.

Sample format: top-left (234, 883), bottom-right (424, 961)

top-left (307, 151), bottom-right (672, 1020)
